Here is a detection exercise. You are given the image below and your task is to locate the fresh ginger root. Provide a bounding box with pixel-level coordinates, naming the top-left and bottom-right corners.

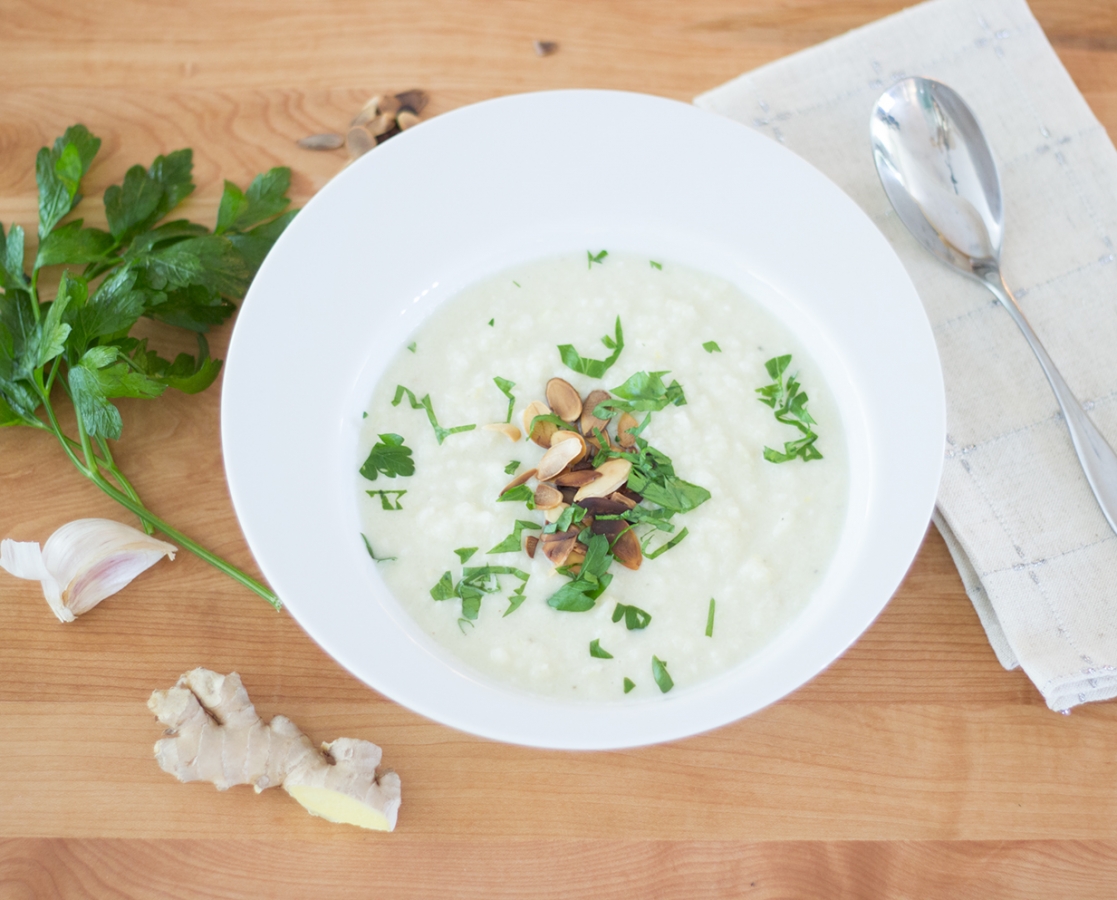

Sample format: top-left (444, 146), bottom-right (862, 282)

top-left (148, 668), bottom-right (401, 831)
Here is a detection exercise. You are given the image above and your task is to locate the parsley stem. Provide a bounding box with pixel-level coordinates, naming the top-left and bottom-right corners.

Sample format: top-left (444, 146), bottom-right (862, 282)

top-left (37, 389), bottom-right (282, 610)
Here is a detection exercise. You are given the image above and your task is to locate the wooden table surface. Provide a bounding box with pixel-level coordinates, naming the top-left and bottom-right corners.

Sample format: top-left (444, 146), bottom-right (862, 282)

top-left (3, 1), bottom-right (1117, 897)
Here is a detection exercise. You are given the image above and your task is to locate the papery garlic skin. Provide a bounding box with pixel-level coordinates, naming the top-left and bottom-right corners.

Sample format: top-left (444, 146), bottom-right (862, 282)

top-left (0, 519), bottom-right (176, 622)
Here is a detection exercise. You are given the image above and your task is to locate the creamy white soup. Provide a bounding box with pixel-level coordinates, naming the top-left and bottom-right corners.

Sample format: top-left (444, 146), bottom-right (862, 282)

top-left (356, 252), bottom-right (847, 702)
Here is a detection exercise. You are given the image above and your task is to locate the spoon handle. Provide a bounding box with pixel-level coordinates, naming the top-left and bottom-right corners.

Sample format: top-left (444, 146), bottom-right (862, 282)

top-left (983, 269), bottom-right (1117, 534)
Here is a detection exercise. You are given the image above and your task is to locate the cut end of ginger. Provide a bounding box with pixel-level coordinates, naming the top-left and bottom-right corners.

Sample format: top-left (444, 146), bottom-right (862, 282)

top-left (148, 668), bottom-right (400, 831)
top-left (286, 784), bottom-right (394, 831)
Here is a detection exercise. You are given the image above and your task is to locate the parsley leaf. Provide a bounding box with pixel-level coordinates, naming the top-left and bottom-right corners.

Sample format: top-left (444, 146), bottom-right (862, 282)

top-left (623, 677), bottom-right (636, 693)
top-left (612, 602), bottom-right (652, 630)
top-left (504, 460), bottom-right (520, 475)
top-left (489, 519), bottom-right (542, 554)
top-left (629, 475), bottom-right (710, 514)
top-left (503, 582), bottom-right (529, 616)
top-left (557, 316), bottom-right (624, 378)
top-left (366, 489), bottom-right (407, 510)
top-left (757, 354), bottom-right (823, 463)
top-left (454, 547), bottom-right (478, 563)
top-left (646, 526), bottom-right (689, 559)
top-left (407, 342), bottom-right (416, 353)
top-left (651, 656), bottom-right (674, 693)
top-left (392, 384), bottom-right (476, 444)
top-left (431, 565), bottom-right (530, 620)
top-left (587, 249), bottom-right (608, 268)
top-left (493, 376), bottom-right (516, 423)
top-left (361, 533), bottom-right (396, 563)
top-left (359, 433), bottom-right (414, 481)
top-left (498, 483), bottom-right (535, 507)
top-left (547, 534), bottom-right (613, 611)
top-left (705, 598), bottom-right (716, 637)
top-left (703, 341), bottom-right (721, 353)
top-left (589, 639), bottom-right (614, 659)
top-left (596, 370), bottom-right (686, 415)
top-left (649, 260), bottom-right (662, 270)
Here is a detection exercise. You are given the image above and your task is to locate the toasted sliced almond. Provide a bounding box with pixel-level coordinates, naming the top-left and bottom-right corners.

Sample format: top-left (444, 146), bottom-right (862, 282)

top-left (346, 126), bottom-right (375, 159)
top-left (534, 483), bottom-right (564, 510)
top-left (537, 438), bottom-right (584, 482)
top-left (297, 133), bottom-right (345, 151)
top-left (483, 422), bottom-right (522, 442)
top-left (617, 412), bottom-right (639, 448)
top-left (608, 491), bottom-right (638, 510)
top-left (394, 89), bottom-right (430, 113)
top-left (577, 497), bottom-right (629, 516)
top-left (546, 377), bottom-right (582, 422)
top-left (544, 502), bottom-right (570, 525)
top-left (376, 94), bottom-right (402, 116)
top-left (368, 112), bottom-right (397, 136)
top-left (580, 389), bottom-right (611, 436)
top-left (611, 528), bottom-right (643, 571)
top-left (500, 467), bottom-right (537, 495)
top-left (541, 528), bottom-right (578, 565)
top-left (397, 110), bottom-right (421, 130)
top-left (573, 458), bottom-right (632, 501)
top-left (554, 469), bottom-right (601, 487)
top-left (523, 400), bottom-right (556, 447)
top-left (525, 535), bottom-right (539, 558)
top-left (549, 429), bottom-right (587, 463)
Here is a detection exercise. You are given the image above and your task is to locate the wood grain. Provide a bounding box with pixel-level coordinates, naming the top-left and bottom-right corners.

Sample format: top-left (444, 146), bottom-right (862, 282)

top-left (2, 0), bottom-right (1117, 896)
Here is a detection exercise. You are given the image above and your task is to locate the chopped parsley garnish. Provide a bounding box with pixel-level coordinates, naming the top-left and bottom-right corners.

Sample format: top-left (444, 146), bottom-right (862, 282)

top-left (557, 316), bottom-right (624, 378)
top-left (628, 474), bottom-right (709, 514)
top-left (623, 677), bottom-right (636, 693)
top-left (362, 411), bottom-right (368, 418)
top-left (705, 598), bottom-right (716, 637)
top-left (646, 526), bottom-right (689, 559)
top-left (546, 533), bottom-right (613, 611)
top-left (512, 280), bottom-right (521, 287)
top-left (489, 519), bottom-right (542, 554)
top-left (457, 618), bottom-right (474, 633)
top-left (528, 412), bottom-right (578, 436)
top-left (503, 582), bottom-right (529, 617)
top-left (703, 341), bottom-right (721, 353)
top-left (359, 432), bottom-right (415, 481)
top-left (651, 656), bottom-right (674, 693)
top-left (366, 489), bottom-right (407, 510)
top-left (454, 547), bottom-right (478, 563)
top-left (392, 384), bottom-right (476, 445)
top-left (649, 260), bottom-right (662, 270)
top-left (612, 602), bottom-right (651, 630)
top-left (589, 639), bottom-right (613, 659)
top-left (756, 354), bottom-right (822, 463)
top-left (407, 342), bottom-right (417, 353)
top-left (360, 533), bottom-right (395, 563)
top-left (594, 370), bottom-right (685, 415)
top-left (488, 318), bottom-right (494, 326)
top-left (430, 565), bottom-right (530, 620)
top-left (587, 249), bottom-right (608, 268)
top-left (542, 504), bottom-right (586, 535)
top-left (493, 376), bottom-right (516, 423)
top-left (498, 483), bottom-right (535, 507)
top-left (504, 460), bottom-right (521, 474)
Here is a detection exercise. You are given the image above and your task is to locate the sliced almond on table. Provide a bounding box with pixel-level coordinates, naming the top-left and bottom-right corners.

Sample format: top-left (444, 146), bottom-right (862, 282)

top-left (346, 126), bottom-right (375, 159)
top-left (554, 469), bottom-right (600, 487)
top-left (523, 400), bottom-right (555, 447)
top-left (500, 467), bottom-right (537, 495)
top-left (368, 112), bottom-right (398, 137)
top-left (573, 458), bottom-right (632, 501)
top-left (536, 438), bottom-right (585, 482)
top-left (484, 422), bottom-right (522, 442)
top-left (394, 89), bottom-right (430, 113)
top-left (544, 502), bottom-right (570, 525)
top-left (580, 389), bottom-right (611, 436)
top-left (546, 378), bottom-right (583, 422)
top-left (377, 94), bottom-right (402, 116)
top-left (534, 483), bottom-right (564, 510)
top-left (297, 133), bottom-right (345, 151)
top-left (616, 412), bottom-right (639, 448)
top-left (397, 110), bottom-right (421, 131)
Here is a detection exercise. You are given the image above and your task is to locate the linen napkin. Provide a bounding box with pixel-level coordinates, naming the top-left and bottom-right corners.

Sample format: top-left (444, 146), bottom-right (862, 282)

top-left (696, 0), bottom-right (1117, 712)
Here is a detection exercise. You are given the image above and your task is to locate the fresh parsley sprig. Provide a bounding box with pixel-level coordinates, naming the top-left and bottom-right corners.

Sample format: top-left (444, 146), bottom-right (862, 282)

top-left (0, 125), bottom-right (296, 608)
top-left (756, 354), bottom-right (822, 463)
top-left (431, 564), bottom-right (530, 620)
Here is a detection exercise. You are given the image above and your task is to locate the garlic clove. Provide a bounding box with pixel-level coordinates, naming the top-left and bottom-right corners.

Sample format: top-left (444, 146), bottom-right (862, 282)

top-left (1, 519), bottom-right (176, 622)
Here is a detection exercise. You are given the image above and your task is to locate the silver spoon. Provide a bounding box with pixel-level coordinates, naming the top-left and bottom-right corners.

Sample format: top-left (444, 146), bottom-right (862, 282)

top-left (870, 76), bottom-right (1117, 535)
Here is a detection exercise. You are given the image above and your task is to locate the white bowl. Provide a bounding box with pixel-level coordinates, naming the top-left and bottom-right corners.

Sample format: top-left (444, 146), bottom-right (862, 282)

top-left (222, 90), bottom-right (944, 749)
